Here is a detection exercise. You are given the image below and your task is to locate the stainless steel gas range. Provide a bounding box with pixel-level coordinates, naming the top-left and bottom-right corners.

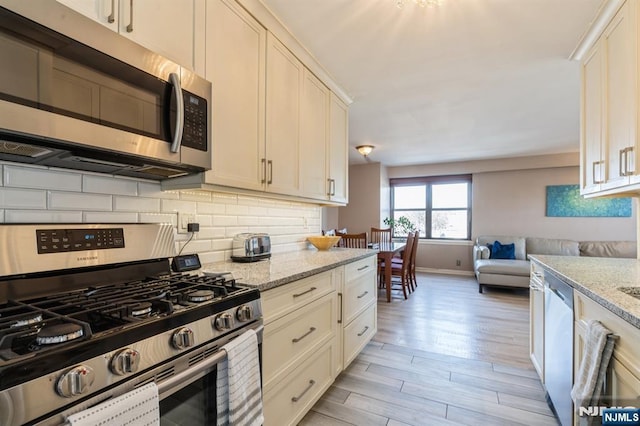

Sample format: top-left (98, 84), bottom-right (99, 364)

top-left (0, 223), bottom-right (262, 426)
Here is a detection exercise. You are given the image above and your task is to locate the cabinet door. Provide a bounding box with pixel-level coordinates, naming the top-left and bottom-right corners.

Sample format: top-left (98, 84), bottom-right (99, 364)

top-left (56, 0), bottom-right (119, 29)
top-left (299, 69), bottom-right (329, 200)
top-left (581, 41), bottom-right (605, 195)
top-left (603, 0), bottom-right (636, 190)
top-left (328, 93), bottom-right (349, 204)
top-left (529, 284), bottom-right (544, 381)
top-left (266, 33), bottom-right (302, 196)
top-left (119, 0), bottom-right (203, 71)
top-left (204, 0), bottom-right (266, 191)
top-left (608, 357), bottom-right (640, 408)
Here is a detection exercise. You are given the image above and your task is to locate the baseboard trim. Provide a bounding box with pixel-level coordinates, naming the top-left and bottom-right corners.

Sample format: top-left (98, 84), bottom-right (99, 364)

top-left (417, 267), bottom-right (475, 277)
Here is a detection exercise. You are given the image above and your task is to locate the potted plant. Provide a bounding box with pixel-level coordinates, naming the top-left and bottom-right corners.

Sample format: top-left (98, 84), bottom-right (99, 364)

top-left (383, 216), bottom-right (417, 238)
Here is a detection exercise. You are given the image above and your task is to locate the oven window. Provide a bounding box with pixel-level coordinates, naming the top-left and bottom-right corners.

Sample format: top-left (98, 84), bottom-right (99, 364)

top-left (160, 371), bottom-right (217, 426)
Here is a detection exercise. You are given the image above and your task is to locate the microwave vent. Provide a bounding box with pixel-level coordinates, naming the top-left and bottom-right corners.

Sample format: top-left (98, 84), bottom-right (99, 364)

top-left (0, 142), bottom-right (52, 158)
top-left (139, 166), bottom-right (189, 178)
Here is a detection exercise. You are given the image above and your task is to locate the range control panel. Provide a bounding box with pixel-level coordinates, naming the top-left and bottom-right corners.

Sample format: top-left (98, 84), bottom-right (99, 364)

top-left (36, 228), bottom-right (125, 254)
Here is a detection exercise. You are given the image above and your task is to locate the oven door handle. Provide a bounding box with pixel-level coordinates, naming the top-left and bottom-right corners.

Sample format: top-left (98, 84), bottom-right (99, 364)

top-left (157, 348), bottom-right (226, 397)
top-left (157, 324), bottom-right (263, 397)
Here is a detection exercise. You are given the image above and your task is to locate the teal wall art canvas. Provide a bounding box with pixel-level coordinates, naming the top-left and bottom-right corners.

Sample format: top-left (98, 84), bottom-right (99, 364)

top-left (546, 184), bottom-right (632, 217)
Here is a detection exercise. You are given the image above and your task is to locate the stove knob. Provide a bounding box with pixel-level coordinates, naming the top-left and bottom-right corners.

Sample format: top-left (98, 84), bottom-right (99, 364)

top-left (214, 312), bottom-right (233, 330)
top-left (110, 348), bottom-right (141, 375)
top-left (172, 327), bottom-right (195, 350)
top-left (236, 305), bottom-right (253, 322)
top-left (56, 365), bottom-right (95, 398)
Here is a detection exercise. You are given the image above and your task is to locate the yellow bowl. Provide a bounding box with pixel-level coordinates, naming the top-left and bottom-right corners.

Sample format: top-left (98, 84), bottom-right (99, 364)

top-left (307, 235), bottom-right (341, 250)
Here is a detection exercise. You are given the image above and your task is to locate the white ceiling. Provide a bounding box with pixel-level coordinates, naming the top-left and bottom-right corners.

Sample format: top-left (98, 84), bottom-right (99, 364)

top-left (260, 0), bottom-right (604, 166)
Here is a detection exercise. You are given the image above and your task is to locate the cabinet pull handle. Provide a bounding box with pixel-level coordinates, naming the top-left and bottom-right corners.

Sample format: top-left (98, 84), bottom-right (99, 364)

top-left (291, 379), bottom-right (316, 402)
top-left (107, 0), bottom-right (115, 23)
top-left (338, 292), bottom-right (343, 324)
top-left (261, 158), bottom-right (267, 184)
top-left (292, 287), bottom-right (316, 298)
top-left (592, 160), bottom-right (604, 184)
top-left (357, 291), bottom-right (369, 299)
top-left (620, 148), bottom-right (626, 177)
top-left (330, 179), bottom-right (336, 196)
top-left (292, 327), bottom-right (316, 343)
top-left (357, 265), bottom-right (369, 271)
top-left (126, 0), bottom-right (134, 32)
top-left (626, 147), bottom-right (634, 175)
top-left (357, 326), bottom-right (369, 337)
top-left (327, 178), bottom-right (332, 196)
top-left (267, 160), bottom-right (273, 184)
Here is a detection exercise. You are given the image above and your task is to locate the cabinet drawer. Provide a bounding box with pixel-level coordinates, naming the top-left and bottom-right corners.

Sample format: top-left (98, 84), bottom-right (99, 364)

top-left (262, 270), bottom-right (334, 324)
top-left (345, 256), bottom-right (376, 282)
top-left (263, 343), bottom-right (334, 426)
top-left (262, 293), bottom-right (336, 389)
top-left (344, 303), bottom-right (376, 368)
top-left (343, 271), bottom-right (375, 324)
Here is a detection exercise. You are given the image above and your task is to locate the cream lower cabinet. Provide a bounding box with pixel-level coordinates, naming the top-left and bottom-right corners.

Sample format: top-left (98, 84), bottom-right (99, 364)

top-left (573, 289), bottom-right (640, 421)
top-left (261, 256), bottom-right (377, 425)
top-left (261, 270), bottom-right (339, 426)
top-left (341, 256), bottom-right (377, 367)
top-left (529, 262), bottom-right (544, 381)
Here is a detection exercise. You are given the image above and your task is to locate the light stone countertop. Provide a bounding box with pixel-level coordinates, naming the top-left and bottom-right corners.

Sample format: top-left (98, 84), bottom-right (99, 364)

top-left (529, 255), bottom-right (640, 329)
top-left (201, 248), bottom-right (377, 291)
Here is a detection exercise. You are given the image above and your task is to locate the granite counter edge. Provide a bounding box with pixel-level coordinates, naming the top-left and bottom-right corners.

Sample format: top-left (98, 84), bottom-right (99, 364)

top-left (529, 256), bottom-right (640, 329)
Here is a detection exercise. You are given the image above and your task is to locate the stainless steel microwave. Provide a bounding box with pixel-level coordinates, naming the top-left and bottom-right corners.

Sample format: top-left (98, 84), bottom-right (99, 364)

top-left (0, 1), bottom-right (211, 180)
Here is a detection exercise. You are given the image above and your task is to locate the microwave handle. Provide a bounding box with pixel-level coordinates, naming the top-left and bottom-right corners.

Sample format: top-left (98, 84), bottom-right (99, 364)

top-left (169, 72), bottom-right (184, 153)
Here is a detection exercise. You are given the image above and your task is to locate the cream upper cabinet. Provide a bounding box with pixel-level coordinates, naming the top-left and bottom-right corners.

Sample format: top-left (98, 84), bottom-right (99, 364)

top-left (579, 0), bottom-right (640, 197)
top-left (203, 0), bottom-right (266, 192)
top-left (56, 0), bottom-right (205, 74)
top-left (265, 33), bottom-right (303, 196)
top-left (300, 69), bottom-right (329, 200)
top-left (328, 93), bottom-right (349, 204)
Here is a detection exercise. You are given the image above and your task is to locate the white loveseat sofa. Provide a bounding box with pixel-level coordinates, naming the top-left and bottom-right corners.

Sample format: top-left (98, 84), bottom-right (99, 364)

top-left (473, 235), bottom-right (636, 293)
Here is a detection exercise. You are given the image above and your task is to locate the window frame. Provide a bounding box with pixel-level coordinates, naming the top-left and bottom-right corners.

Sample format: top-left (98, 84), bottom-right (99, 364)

top-left (390, 174), bottom-right (472, 240)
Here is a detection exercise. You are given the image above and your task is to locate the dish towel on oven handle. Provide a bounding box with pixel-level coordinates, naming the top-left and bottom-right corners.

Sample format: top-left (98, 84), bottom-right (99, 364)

top-left (66, 382), bottom-right (159, 426)
top-left (216, 328), bottom-right (263, 426)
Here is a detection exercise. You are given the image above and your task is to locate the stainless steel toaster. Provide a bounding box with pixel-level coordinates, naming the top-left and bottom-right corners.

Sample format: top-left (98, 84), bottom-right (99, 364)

top-left (231, 233), bottom-right (271, 262)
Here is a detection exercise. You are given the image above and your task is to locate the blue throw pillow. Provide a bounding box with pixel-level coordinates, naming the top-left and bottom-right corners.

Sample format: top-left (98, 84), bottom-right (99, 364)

top-left (490, 240), bottom-right (515, 259)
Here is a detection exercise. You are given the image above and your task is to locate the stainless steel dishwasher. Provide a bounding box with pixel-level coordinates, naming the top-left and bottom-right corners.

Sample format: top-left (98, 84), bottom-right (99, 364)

top-left (544, 272), bottom-right (574, 426)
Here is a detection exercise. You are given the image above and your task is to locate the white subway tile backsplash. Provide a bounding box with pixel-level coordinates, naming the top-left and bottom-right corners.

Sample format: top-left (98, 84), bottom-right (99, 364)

top-left (161, 199), bottom-right (197, 214)
top-left (83, 212), bottom-right (138, 223)
top-left (179, 190), bottom-right (212, 202)
top-left (139, 213), bottom-right (177, 226)
top-left (49, 192), bottom-right (112, 211)
top-left (138, 182), bottom-right (180, 199)
top-left (5, 210), bottom-right (82, 223)
top-left (197, 202), bottom-right (225, 215)
top-left (83, 175), bottom-right (138, 196)
top-left (1, 163), bottom-right (324, 261)
top-left (0, 188), bottom-right (46, 209)
top-left (114, 196), bottom-right (160, 212)
top-left (4, 165), bottom-right (82, 191)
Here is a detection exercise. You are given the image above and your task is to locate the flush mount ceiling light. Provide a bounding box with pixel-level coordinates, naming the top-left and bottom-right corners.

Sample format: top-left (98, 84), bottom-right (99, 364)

top-left (395, 0), bottom-right (441, 8)
top-left (356, 145), bottom-right (374, 157)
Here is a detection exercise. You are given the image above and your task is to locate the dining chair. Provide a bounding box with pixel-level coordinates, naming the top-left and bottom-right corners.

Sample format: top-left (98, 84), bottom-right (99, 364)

top-left (338, 232), bottom-right (368, 248)
top-left (370, 227), bottom-right (392, 245)
top-left (394, 231), bottom-right (419, 291)
top-left (379, 231), bottom-right (415, 299)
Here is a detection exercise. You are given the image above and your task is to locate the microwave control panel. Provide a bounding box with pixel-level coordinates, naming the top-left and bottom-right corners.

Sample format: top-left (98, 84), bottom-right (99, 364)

top-left (182, 91), bottom-right (208, 152)
top-left (36, 228), bottom-right (125, 254)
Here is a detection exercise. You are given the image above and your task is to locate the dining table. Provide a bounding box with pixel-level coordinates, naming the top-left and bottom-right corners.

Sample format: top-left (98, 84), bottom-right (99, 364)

top-left (372, 241), bottom-right (407, 302)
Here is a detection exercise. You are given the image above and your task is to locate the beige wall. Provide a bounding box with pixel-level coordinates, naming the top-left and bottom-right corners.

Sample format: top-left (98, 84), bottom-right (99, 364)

top-left (350, 153), bottom-right (637, 273)
top-left (338, 162), bottom-right (384, 234)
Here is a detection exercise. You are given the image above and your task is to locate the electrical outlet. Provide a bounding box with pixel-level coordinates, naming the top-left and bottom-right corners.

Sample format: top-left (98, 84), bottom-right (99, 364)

top-left (456, 259), bottom-right (461, 266)
top-left (178, 212), bottom-right (196, 234)
top-left (303, 217), bottom-right (309, 230)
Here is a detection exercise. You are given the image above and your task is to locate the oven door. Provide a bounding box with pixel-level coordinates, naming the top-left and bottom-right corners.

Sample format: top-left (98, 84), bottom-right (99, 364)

top-left (31, 324), bottom-right (263, 426)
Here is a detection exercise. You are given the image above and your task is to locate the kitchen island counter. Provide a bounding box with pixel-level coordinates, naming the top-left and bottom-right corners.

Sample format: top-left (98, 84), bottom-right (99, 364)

top-left (202, 248), bottom-right (376, 291)
top-left (529, 255), bottom-right (640, 329)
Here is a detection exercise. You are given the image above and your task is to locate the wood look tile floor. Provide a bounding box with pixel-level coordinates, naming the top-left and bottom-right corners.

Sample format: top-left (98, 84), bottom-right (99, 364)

top-left (298, 273), bottom-right (558, 426)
